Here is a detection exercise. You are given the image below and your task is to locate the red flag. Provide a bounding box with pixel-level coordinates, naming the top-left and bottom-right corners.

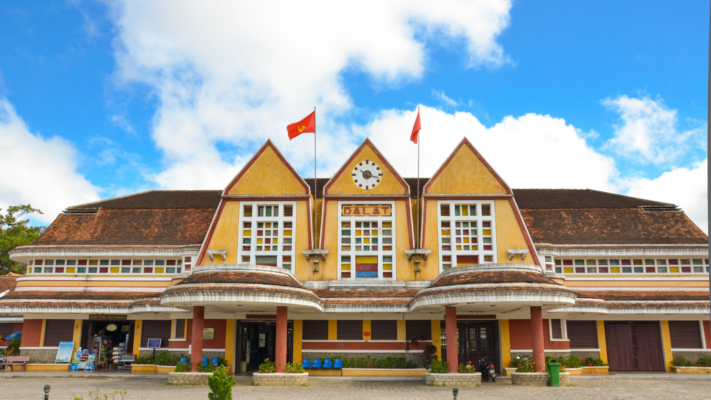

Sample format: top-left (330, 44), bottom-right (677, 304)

top-left (287, 111), bottom-right (316, 140)
top-left (410, 109), bottom-right (421, 144)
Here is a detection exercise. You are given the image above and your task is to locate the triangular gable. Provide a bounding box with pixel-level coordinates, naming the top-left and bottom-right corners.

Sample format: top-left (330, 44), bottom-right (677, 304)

top-left (224, 140), bottom-right (310, 196)
top-left (324, 138), bottom-right (409, 196)
top-left (425, 137), bottom-right (511, 195)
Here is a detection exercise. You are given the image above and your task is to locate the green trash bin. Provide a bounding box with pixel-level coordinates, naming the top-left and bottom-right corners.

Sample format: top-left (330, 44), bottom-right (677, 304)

top-left (548, 361), bottom-right (561, 387)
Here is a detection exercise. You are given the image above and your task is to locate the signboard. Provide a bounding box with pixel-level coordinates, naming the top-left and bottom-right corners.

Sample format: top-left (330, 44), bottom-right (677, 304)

top-left (146, 338), bottom-right (162, 349)
top-left (341, 204), bottom-right (392, 217)
top-left (89, 314), bottom-right (127, 321)
top-left (246, 315), bottom-right (276, 320)
top-left (203, 328), bottom-right (214, 340)
top-left (55, 341), bottom-right (75, 363)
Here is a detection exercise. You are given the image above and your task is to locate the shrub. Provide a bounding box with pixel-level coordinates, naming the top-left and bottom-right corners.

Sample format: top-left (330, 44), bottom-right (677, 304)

top-left (199, 363), bottom-right (217, 373)
top-left (428, 359), bottom-right (449, 373)
top-left (208, 365), bottom-right (236, 400)
top-left (697, 357), bottom-right (711, 367)
top-left (458, 361), bottom-right (477, 373)
top-left (285, 362), bottom-right (305, 373)
top-left (581, 356), bottom-right (607, 367)
top-left (175, 362), bottom-right (190, 372)
top-left (512, 358), bottom-right (535, 372)
top-left (672, 357), bottom-right (694, 366)
top-left (258, 358), bottom-right (276, 373)
top-left (135, 357), bottom-right (153, 364)
top-left (153, 352), bottom-right (188, 366)
top-left (341, 356), bottom-right (416, 369)
top-left (423, 344), bottom-right (438, 361)
top-left (562, 355), bottom-right (583, 368)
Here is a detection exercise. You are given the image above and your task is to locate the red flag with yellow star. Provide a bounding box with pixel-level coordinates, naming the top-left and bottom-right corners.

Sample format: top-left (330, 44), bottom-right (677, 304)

top-left (287, 111), bottom-right (316, 140)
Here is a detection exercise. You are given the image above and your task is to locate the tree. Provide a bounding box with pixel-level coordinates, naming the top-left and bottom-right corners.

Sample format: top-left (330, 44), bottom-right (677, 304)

top-left (0, 205), bottom-right (46, 275)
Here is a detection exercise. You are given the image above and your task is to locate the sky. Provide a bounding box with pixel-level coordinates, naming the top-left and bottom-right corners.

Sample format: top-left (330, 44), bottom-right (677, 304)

top-left (0, 0), bottom-right (708, 232)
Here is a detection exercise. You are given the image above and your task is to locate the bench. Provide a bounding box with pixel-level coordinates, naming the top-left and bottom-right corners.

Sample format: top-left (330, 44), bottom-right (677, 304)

top-left (2, 356), bottom-right (30, 371)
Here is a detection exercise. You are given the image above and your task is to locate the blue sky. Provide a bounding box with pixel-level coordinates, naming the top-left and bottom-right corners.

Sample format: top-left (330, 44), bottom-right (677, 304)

top-left (0, 0), bottom-right (708, 231)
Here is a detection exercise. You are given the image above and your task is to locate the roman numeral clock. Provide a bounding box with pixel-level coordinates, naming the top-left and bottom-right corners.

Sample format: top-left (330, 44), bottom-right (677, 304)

top-left (352, 160), bottom-right (383, 190)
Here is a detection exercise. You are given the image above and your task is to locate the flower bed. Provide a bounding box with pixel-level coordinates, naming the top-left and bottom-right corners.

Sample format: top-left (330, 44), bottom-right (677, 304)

top-left (671, 366), bottom-right (711, 374)
top-left (512, 372), bottom-right (570, 386)
top-left (343, 368), bottom-right (426, 377)
top-left (253, 358), bottom-right (308, 386)
top-left (671, 356), bottom-right (711, 372)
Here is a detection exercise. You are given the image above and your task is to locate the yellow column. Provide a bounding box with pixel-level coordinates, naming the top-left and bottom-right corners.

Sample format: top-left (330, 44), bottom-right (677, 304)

top-left (328, 320), bottom-right (337, 340)
top-left (72, 320), bottom-right (83, 356)
top-left (596, 321), bottom-right (608, 364)
top-left (184, 320), bottom-right (188, 339)
top-left (431, 320), bottom-right (442, 360)
top-left (133, 320), bottom-right (142, 356)
top-left (293, 320), bottom-right (303, 363)
top-left (363, 320), bottom-right (371, 341)
top-left (660, 321), bottom-right (674, 372)
top-left (170, 320), bottom-right (175, 339)
top-left (500, 320), bottom-right (511, 370)
top-left (39, 319), bottom-right (47, 347)
top-left (397, 320), bottom-right (406, 341)
top-left (225, 320), bottom-right (235, 368)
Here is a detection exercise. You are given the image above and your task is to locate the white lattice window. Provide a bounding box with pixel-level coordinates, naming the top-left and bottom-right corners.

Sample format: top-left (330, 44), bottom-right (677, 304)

top-left (338, 202), bottom-right (396, 279)
top-left (238, 202), bottom-right (296, 271)
top-left (437, 201), bottom-right (496, 272)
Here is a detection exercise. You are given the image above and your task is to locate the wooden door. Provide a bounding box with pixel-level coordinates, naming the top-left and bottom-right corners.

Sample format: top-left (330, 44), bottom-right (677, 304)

top-left (605, 321), bottom-right (664, 372)
top-left (457, 321), bottom-right (500, 372)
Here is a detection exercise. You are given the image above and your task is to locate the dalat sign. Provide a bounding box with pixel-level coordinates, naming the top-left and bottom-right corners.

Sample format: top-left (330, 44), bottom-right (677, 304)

top-left (341, 205), bottom-right (392, 217)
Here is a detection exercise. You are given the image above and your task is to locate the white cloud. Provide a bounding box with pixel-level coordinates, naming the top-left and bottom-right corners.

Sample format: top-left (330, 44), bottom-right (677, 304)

top-left (0, 98), bottom-right (100, 223)
top-left (108, 0), bottom-right (512, 189)
top-left (602, 93), bottom-right (706, 164)
top-left (360, 107), bottom-right (618, 190)
top-left (625, 159), bottom-right (708, 233)
top-left (432, 90), bottom-right (458, 107)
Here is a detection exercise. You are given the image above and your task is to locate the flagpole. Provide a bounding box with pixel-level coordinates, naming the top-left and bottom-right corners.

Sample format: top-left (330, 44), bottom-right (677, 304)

top-left (417, 107), bottom-right (420, 249)
top-left (314, 106), bottom-right (317, 249)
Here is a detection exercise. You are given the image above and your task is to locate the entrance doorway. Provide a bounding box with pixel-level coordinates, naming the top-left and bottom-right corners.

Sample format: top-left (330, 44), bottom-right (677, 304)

top-left (80, 320), bottom-right (134, 368)
top-left (440, 320), bottom-right (501, 373)
top-left (605, 321), bottom-right (665, 371)
top-left (238, 321), bottom-right (292, 371)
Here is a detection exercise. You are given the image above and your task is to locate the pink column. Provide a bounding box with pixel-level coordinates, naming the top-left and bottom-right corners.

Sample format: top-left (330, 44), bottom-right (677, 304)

top-left (191, 306), bottom-right (205, 372)
top-left (530, 306), bottom-right (545, 372)
top-left (445, 306), bottom-right (458, 373)
top-left (275, 306), bottom-right (288, 373)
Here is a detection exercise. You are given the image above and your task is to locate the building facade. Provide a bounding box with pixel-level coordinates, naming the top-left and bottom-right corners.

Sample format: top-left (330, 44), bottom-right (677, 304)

top-left (4, 138), bottom-right (710, 373)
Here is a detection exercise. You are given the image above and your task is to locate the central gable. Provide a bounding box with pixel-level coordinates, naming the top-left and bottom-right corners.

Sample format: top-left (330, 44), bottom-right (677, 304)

top-left (224, 140), bottom-right (309, 196)
top-left (324, 138), bottom-right (409, 196)
top-left (425, 137), bottom-right (511, 195)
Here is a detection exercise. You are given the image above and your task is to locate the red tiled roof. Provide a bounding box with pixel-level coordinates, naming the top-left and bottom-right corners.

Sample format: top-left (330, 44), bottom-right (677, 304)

top-left (1, 291), bottom-right (159, 301)
top-left (0, 275), bottom-right (20, 293)
top-left (431, 270), bottom-right (561, 288)
top-left (67, 190), bottom-right (222, 210)
top-left (32, 208), bottom-right (216, 246)
top-left (521, 208), bottom-right (707, 245)
top-left (575, 291), bottom-right (710, 301)
top-left (176, 271), bottom-right (303, 288)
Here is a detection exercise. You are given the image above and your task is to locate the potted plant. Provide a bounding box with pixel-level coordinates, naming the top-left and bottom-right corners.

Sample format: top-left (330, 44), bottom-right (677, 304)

top-left (252, 358), bottom-right (308, 386)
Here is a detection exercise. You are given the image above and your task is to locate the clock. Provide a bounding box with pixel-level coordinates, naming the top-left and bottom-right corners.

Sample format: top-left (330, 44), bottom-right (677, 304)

top-left (352, 160), bottom-right (383, 190)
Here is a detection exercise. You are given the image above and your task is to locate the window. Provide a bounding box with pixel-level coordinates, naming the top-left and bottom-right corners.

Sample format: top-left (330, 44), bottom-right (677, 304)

top-left (544, 256), bottom-right (554, 272)
top-left (549, 319), bottom-right (566, 340)
top-left (338, 202), bottom-right (396, 279)
top-left (239, 202), bottom-right (296, 270)
top-left (556, 258), bottom-right (710, 275)
top-left (437, 201), bottom-right (496, 272)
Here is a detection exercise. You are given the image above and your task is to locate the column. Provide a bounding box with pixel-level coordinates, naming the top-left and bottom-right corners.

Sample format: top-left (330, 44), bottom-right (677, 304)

top-left (596, 321), bottom-right (608, 364)
top-left (500, 319), bottom-right (511, 371)
top-left (225, 319), bottom-right (235, 371)
top-left (275, 306), bottom-right (288, 373)
top-left (191, 306), bottom-right (205, 372)
top-left (445, 306), bottom-right (458, 373)
top-left (530, 306), bottom-right (545, 372)
top-left (660, 321), bottom-right (674, 372)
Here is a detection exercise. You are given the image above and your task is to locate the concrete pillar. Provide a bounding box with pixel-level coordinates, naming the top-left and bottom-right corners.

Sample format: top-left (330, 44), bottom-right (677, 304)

top-left (530, 306), bottom-right (545, 372)
top-left (191, 306), bottom-right (205, 372)
top-left (445, 306), bottom-right (458, 373)
top-left (275, 306), bottom-right (288, 373)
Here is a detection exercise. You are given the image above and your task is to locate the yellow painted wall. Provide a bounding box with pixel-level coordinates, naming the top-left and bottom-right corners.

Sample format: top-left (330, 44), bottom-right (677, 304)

top-left (500, 320), bottom-right (511, 369)
top-left (227, 145), bottom-right (307, 196)
top-left (431, 320), bottom-right (441, 360)
top-left (320, 200), bottom-right (340, 281)
top-left (17, 280), bottom-right (173, 288)
top-left (225, 320), bottom-right (235, 367)
top-left (421, 199), bottom-right (441, 281)
top-left (397, 320), bottom-right (406, 341)
top-left (596, 321), bottom-right (608, 364)
top-left (133, 320), bottom-right (142, 356)
top-left (493, 199), bottom-right (535, 265)
top-left (426, 143), bottom-right (508, 195)
top-left (661, 321), bottom-right (674, 372)
top-left (72, 320), bottom-right (82, 356)
top-left (328, 320), bottom-right (337, 341)
top-left (294, 200), bottom-right (312, 281)
top-left (39, 319), bottom-right (46, 347)
top-left (200, 201), bottom-right (241, 265)
top-left (395, 200), bottom-right (415, 280)
top-left (293, 320), bottom-right (303, 362)
top-left (363, 320), bottom-right (371, 341)
top-left (325, 144), bottom-right (407, 196)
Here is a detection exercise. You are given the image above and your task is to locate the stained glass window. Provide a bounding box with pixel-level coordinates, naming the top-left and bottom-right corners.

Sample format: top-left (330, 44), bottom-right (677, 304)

top-left (338, 202), bottom-right (396, 279)
top-left (240, 202), bottom-right (296, 270)
top-left (437, 201), bottom-right (496, 273)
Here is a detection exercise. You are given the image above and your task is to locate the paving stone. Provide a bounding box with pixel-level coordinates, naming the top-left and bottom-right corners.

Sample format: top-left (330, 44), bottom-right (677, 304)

top-left (1, 377), bottom-right (710, 399)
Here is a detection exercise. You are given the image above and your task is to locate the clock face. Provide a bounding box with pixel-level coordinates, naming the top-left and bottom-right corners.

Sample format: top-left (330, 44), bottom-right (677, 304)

top-left (352, 160), bottom-right (383, 190)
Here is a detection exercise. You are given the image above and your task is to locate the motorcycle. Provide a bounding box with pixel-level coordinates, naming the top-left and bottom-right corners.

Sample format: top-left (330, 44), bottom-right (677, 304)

top-left (479, 357), bottom-right (496, 383)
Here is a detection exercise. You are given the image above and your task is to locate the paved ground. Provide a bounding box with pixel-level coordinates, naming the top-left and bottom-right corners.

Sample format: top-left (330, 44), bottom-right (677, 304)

top-left (1, 377), bottom-right (711, 400)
